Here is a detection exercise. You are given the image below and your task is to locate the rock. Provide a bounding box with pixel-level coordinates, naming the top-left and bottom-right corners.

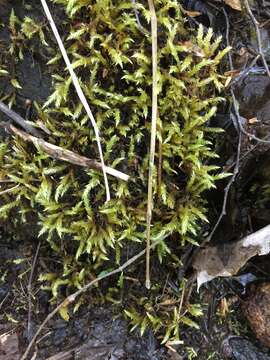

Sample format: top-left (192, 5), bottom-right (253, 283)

top-left (0, 329), bottom-right (20, 360)
top-left (222, 336), bottom-right (270, 360)
top-left (234, 74), bottom-right (270, 124)
top-left (53, 328), bottom-right (67, 347)
top-left (242, 283), bottom-right (270, 348)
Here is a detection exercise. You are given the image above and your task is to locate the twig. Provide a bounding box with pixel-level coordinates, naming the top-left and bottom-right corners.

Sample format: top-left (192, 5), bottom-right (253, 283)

top-left (145, 0), bottom-right (158, 290)
top-left (0, 101), bottom-right (42, 138)
top-left (201, 8), bottom-right (242, 246)
top-left (226, 134), bottom-right (270, 172)
top-left (0, 179), bottom-right (16, 183)
top-left (0, 184), bottom-right (20, 195)
top-left (40, 0), bottom-right (111, 202)
top-left (131, 0), bottom-right (148, 35)
top-left (7, 124), bottom-right (129, 181)
top-left (177, 282), bottom-right (186, 317)
top-left (20, 234), bottom-right (166, 360)
top-left (203, 4), bottom-right (270, 241)
top-left (236, 120), bottom-right (270, 144)
top-left (27, 241), bottom-right (41, 342)
top-left (206, 112), bottom-right (241, 243)
top-left (224, 5), bottom-right (270, 146)
top-left (157, 135), bottom-right (162, 203)
top-left (243, 0), bottom-right (270, 77)
top-left (0, 292), bottom-right (10, 310)
top-left (229, 54), bottom-right (260, 88)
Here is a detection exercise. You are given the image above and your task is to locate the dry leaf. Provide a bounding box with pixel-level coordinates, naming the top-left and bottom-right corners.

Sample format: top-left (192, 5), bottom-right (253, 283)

top-left (180, 41), bottom-right (205, 57)
top-left (225, 0), bottom-right (242, 11)
top-left (224, 69), bottom-right (241, 78)
top-left (248, 117), bottom-right (260, 124)
top-left (182, 9), bottom-right (202, 17)
top-left (219, 298), bottom-right (229, 317)
top-left (193, 224), bottom-right (270, 289)
top-left (225, 76), bottom-right (232, 88)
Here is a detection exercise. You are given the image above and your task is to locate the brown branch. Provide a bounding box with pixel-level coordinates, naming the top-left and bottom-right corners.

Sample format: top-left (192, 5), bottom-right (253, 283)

top-left (0, 101), bottom-right (42, 138)
top-left (243, 0), bottom-right (270, 77)
top-left (145, 0), bottom-right (158, 290)
top-left (203, 6), bottom-right (270, 246)
top-left (20, 235), bottom-right (165, 360)
top-left (236, 120), bottom-right (270, 144)
top-left (8, 124), bottom-right (129, 182)
top-left (199, 8), bottom-right (243, 248)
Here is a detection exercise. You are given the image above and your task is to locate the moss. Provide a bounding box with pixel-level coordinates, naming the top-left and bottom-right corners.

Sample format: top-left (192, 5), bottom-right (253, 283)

top-left (0, 0), bottom-right (230, 344)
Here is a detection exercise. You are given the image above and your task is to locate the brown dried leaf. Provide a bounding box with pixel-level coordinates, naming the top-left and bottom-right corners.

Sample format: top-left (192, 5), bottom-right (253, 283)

top-left (248, 117), bottom-right (260, 124)
top-left (219, 298), bottom-right (229, 317)
top-left (180, 41), bottom-right (205, 57)
top-left (193, 224), bottom-right (270, 289)
top-left (224, 69), bottom-right (241, 78)
top-left (182, 9), bottom-right (202, 17)
top-left (225, 0), bottom-right (242, 11)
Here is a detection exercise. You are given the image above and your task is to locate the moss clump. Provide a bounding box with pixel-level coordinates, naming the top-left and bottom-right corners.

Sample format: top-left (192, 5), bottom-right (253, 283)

top-left (0, 0), bottom-right (229, 343)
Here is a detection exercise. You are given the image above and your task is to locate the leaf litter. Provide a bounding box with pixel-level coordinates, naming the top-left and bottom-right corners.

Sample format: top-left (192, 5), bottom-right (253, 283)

top-left (193, 224), bottom-right (270, 289)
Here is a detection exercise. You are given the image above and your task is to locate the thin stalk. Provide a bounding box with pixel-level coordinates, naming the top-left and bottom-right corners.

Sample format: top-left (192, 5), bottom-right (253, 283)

top-left (145, 0), bottom-right (158, 289)
top-left (40, 0), bottom-right (111, 201)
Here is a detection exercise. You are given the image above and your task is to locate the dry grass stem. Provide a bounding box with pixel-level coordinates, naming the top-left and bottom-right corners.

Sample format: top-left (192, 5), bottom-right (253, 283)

top-left (145, 0), bottom-right (158, 290)
top-left (243, 0), bottom-right (270, 77)
top-left (40, 0), bottom-right (111, 201)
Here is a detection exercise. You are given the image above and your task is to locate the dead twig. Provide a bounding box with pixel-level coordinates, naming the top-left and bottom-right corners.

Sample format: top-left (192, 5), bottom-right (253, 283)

top-left (0, 179), bottom-right (17, 183)
top-left (205, 5), bottom-right (270, 242)
top-left (131, 0), bottom-right (148, 35)
top-left (20, 234), bottom-right (166, 360)
top-left (203, 8), bottom-right (242, 246)
top-left (145, 0), bottom-right (158, 290)
top-left (157, 134), bottom-right (162, 203)
top-left (223, 6), bottom-right (270, 146)
top-left (226, 134), bottom-right (270, 172)
top-left (243, 0), bottom-right (270, 77)
top-left (236, 120), bottom-right (270, 144)
top-left (207, 6), bottom-right (270, 245)
top-left (0, 184), bottom-right (20, 196)
top-left (7, 124), bottom-right (129, 181)
top-left (0, 292), bottom-right (10, 310)
top-left (0, 101), bottom-right (42, 138)
top-left (27, 241), bottom-right (41, 342)
top-left (40, 0), bottom-right (111, 202)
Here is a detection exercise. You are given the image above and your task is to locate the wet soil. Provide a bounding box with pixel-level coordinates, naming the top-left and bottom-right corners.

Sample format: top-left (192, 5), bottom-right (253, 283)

top-left (0, 236), bottom-right (168, 360)
top-left (0, 0), bottom-right (51, 120)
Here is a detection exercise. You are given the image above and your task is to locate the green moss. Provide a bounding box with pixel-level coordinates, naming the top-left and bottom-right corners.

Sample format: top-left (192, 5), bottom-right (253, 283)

top-left (0, 0), bottom-right (230, 344)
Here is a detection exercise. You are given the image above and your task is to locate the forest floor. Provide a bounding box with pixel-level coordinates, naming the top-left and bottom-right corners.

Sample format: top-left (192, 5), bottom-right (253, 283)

top-left (2, 0), bottom-right (270, 359)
